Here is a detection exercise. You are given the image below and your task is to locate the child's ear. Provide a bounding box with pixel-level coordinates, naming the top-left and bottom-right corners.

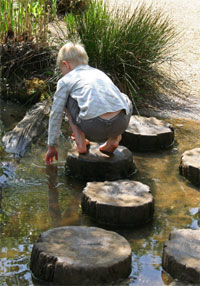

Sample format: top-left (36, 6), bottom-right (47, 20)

top-left (62, 60), bottom-right (71, 70)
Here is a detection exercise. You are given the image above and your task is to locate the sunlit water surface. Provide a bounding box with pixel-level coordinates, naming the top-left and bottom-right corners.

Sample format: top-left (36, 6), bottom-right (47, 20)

top-left (0, 101), bottom-right (200, 286)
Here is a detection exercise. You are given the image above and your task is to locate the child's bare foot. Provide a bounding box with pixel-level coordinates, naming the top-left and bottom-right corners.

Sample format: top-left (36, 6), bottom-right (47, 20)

top-left (72, 132), bottom-right (87, 154)
top-left (99, 135), bottom-right (122, 155)
top-left (70, 132), bottom-right (88, 154)
top-left (76, 139), bottom-right (87, 154)
top-left (66, 113), bottom-right (88, 154)
top-left (71, 133), bottom-right (90, 146)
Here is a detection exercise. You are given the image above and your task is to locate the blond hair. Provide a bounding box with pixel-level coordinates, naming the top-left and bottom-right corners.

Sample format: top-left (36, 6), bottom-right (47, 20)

top-left (57, 41), bottom-right (89, 67)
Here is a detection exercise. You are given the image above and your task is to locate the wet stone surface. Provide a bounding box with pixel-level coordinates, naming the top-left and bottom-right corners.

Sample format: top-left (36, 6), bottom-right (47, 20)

top-left (162, 229), bottom-right (200, 284)
top-left (65, 143), bottom-right (136, 181)
top-left (30, 226), bottom-right (132, 285)
top-left (179, 148), bottom-right (200, 186)
top-left (121, 115), bottom-right (174, 152)
top-left (81, 180), bottom-right (154, 227)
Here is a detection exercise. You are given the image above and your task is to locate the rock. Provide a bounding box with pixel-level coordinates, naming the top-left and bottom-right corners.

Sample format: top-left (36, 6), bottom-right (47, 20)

top-left (162, 229), bottom-right (200, 284)
top-left (0, 186), bottom-right (2, 208)
top-left (65, 143), bottom-right (136, 181)
top-left (81, 180), bottom-right (154, 227)
top-left (2, 99), bottom-right (51, 158)
top-left (30, 226), bottom-right (132, 285)
top-left (121, 115), bottom-right (174, 152)
top-left (179, 148), bottom-right (200, 186)
top-left (0, 161), bottom-right (16, 187)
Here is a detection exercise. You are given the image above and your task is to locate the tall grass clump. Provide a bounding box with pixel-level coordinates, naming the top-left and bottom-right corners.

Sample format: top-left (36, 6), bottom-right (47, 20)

top-left (65, 0), bottom-right (178, 101)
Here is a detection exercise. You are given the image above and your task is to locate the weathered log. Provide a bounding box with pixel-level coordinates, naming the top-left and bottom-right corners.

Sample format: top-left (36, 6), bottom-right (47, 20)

top-left (30, 226), bottom-right (132, 285)
top-left (121, 115), bottom-right (174, 152)
top-left (2, 99), bottom-right (51, 158)
top-left (81, 180), bottom-right (154, 227)
top-left (162, 229), bottom-right (200, 283)
top-left (65, 143), bottom-right (137, 181)
top-left (179, 148), bottom-right (200, 186)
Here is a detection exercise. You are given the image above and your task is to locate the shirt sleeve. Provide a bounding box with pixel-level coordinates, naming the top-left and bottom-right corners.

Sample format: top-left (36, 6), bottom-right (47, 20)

top-left (48, 80), bottom-right (70, 146)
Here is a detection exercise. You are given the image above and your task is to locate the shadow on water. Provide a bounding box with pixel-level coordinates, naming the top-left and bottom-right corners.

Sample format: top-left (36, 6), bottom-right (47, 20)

top-left (0, 101), bottom-right (200, 285)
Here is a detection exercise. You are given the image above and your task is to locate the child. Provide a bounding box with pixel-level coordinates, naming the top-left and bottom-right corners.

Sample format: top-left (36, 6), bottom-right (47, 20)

top-left (45, 41), bottom-right (133, 164)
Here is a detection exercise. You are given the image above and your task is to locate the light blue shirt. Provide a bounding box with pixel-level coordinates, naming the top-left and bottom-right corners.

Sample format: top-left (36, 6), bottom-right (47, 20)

top-left (48, 65), bottom-right (132, 146)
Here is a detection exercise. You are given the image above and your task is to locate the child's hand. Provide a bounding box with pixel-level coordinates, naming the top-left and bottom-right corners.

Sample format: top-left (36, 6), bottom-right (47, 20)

top-left (45, 146), bottom-right (58, 164)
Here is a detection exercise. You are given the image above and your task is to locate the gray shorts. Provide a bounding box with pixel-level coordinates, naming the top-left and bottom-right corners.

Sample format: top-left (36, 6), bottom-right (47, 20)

top-left (66, 96), bottom-right (132, 142)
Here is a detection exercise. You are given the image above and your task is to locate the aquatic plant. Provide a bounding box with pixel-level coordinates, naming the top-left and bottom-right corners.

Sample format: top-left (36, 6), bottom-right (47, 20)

top-left (0, 0), bottom-right (92, 104)
top-left (0, 0), bottom-right (58, 103)
top-left (64, 0), bottom-right (178, 101)
top-left (0, 0), bottom-right (57, 44)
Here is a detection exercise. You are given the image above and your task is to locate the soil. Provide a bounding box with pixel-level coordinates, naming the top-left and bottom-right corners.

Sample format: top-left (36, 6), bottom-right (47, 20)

top-left (109, 0), bottom-right (200, 121)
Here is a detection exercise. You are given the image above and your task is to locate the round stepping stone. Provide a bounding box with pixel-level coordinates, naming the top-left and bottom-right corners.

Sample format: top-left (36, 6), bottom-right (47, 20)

top-left (65, 143), bottom-right (136, 181)
top-left (30, 226), bottom-right (132, 285)
top-left (162, 229), bottom-right (200, 284)
top-left (81, 180), bottom-right (154, 227)
top-left (121, 115), bottom-right (174, 152)
top-left (179, 148), bottom-right (200, 186)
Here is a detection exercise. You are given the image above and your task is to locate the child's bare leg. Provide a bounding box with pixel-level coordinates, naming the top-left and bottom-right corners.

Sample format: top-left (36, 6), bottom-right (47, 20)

top-left (71, 133), bottom-right (90, 146)
top-left (99, 135), bottom-right (122, 154)
top-left (67, 114), bottom-right (87, 154)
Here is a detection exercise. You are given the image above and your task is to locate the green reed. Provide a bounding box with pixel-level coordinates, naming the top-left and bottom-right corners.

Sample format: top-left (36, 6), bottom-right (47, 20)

top-left (65, 0), bottom-right (178, 101)
top-left (0, 0), bottom-right (57, 45)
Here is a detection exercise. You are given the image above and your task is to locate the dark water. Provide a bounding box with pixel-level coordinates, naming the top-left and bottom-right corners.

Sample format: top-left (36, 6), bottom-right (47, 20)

top-left (0, 101), bottom-right (200, 286)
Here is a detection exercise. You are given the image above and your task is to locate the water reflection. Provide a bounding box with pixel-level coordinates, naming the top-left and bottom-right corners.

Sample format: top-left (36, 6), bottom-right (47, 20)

top-left (45, 164), bottom-right (84, 228)
top-left (0, 103), bottom-right (200, 285)
top-left (46, 165), bottom-right (62, 227)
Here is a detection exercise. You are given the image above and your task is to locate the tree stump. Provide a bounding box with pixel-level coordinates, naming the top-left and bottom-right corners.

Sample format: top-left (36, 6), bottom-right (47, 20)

top-left (121, 115), bottom-right (174, 152)
top-left (30, 226), bottom-right (132, 285)
top-left (65, 143), bottom-right (136, 181)
top-left (179, 148), bottom-right (200, 186)
top-left (162, 229), bottom-right (200, 284)
top-left (81, 180), bottom-right (154, 227)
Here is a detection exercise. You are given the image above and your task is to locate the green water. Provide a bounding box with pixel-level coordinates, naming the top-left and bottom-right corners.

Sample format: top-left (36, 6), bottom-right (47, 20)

top-left (0, 102), bottom-right (200, 285)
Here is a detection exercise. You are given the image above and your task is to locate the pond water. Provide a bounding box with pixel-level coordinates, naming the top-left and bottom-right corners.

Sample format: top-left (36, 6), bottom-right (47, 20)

top-left (0, 101), bottom-right (200, 286)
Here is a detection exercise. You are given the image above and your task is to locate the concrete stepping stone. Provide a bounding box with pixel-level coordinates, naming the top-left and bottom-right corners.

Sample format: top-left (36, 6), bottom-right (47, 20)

top-left (162, 229), bottom-right (200, 284)
top-left (81, 180), bottom-right (154, 227)
top-left (121, 115), bottom-right (174, 152)
top-left (179, 148), bottom-right (200, 186)
top-left (30, 226), bottom-right (132, 285)
top-left (65, 143), bottom-right (136, 181)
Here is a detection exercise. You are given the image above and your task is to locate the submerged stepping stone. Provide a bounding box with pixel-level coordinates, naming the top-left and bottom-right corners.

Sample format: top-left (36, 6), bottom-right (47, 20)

top-left (162, 229), bottom-right (200, 284)
top-left (65, 143), bottom-right (136, 181)
top-left (179, 148), bottom-right (200, 186)
top-left (30, 226), bottom-right (132, 285)
top-left (81, 180), bottom-right (154, 227)
top-left (121, 115), bottom-right (174, 152)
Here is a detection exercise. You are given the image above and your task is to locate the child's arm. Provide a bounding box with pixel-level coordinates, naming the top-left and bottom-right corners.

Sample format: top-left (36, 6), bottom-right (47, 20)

top-left (48, 82), bottom-right (69, 146)
top-left (46, 80), bottom-right (70, 164)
